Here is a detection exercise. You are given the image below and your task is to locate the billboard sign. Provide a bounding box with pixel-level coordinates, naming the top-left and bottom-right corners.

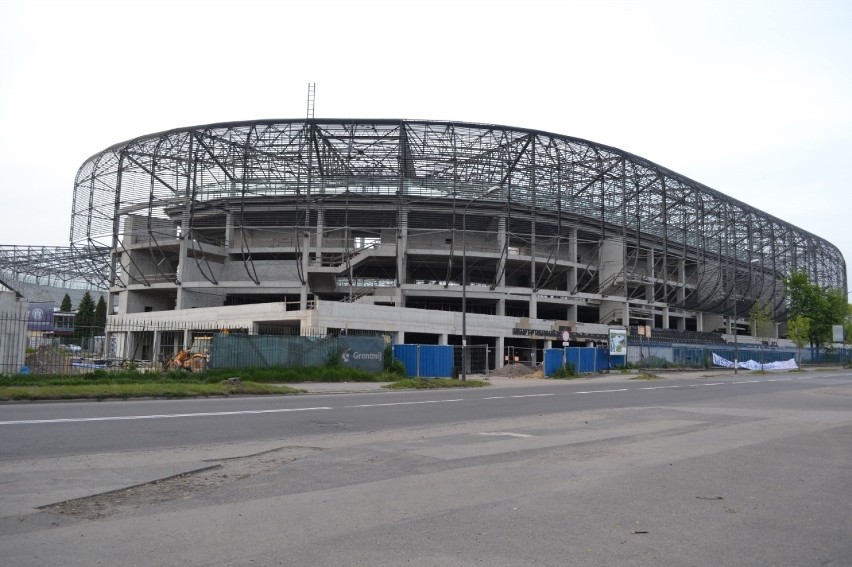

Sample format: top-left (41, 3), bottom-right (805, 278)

top-left (609, 328), bottom-right (627, 356)
top-left (27, 302), bottom-right (55, 332)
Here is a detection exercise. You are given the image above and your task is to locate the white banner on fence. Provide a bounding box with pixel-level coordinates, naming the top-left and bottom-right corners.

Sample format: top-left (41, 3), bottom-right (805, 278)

top-left (712, 353), bottom-right (798, 371)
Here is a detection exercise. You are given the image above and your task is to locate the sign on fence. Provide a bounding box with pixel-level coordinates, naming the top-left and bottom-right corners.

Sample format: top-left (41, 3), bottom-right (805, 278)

top-left (338, 336), bottom-right (385, 372)
top-left (609, 328), bottom-right (627, 356)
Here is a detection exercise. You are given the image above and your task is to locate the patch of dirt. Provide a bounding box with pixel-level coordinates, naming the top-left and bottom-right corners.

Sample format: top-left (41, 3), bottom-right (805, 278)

top-left (488, 363), bottom-right (537, 378)
top-left (39, 446), bottom-right (321, 520)
top-left (24, 346), bottom-right (72, 375)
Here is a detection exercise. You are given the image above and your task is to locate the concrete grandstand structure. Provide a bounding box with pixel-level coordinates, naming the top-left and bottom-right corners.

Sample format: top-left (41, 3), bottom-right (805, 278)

top-left (3, 119), bottom-right (847, 368)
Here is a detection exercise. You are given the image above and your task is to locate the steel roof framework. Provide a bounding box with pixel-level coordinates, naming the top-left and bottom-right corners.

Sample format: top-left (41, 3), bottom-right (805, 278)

top-left (4, 120), bottom-right (845, 320)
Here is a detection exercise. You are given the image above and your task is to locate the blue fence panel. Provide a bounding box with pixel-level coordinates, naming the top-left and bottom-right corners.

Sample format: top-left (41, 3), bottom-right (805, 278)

top-left (419, 345), bottom-right (454, 378)
top-left (579, 348), bottom-right (596, 373)
top-left (392, 344), bottom-right (454, 378)
top-left (393, 345), bottom-right (418, 376)
top-left (597, 348), bottom-right (612, 371)
top-left (565, 348), bottom-right (581, 373)
top-left (543, 349), bottom-right (564, 375)
top-left (545, 347), bottom-right (612, 376)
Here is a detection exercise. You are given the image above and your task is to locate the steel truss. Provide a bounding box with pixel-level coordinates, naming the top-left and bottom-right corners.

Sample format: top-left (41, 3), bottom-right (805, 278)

top-left (40, 119), bottom-right (841, 321)
top-left (0, 245), bottom-right (109, 290)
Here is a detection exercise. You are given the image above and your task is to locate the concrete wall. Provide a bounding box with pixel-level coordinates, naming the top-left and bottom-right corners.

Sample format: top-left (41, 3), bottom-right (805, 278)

top-left (122, 290), bottom-right (175, 314)
top-left (222, 259), bottom-right (301, 282)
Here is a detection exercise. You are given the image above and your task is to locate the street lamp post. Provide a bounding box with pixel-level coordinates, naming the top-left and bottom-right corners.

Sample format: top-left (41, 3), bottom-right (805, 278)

top-left (733, 297), bottom-right (739, 375)
top-left (461, 185), bottom-right (502, 381)
top-left (733, 258), bottom-right (760, 375)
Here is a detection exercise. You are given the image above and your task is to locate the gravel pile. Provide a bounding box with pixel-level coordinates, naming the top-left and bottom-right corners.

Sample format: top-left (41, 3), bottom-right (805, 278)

top-left (488, 363), bottom-right (537, 378)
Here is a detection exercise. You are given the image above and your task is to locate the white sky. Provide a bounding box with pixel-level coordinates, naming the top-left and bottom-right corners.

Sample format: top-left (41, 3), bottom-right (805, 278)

top-left (1, 0), bottom-right (850, 287)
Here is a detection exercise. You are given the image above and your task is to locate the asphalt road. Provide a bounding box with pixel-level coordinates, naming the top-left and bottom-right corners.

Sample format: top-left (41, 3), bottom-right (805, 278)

top-left (1, 369), bottom-right (851, 566)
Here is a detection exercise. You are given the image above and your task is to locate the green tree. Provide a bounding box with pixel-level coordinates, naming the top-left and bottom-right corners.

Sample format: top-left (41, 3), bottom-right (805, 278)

top-left (74, 291), bottom-right (96, 342)
top-left (787, 315), bottom-right (811, 365)
top-left (784, 272), bottom-right (846, 354)
top-left (749, 299), bottom-right (774, 340)
top-left (94, 296), bottom-right (107, 334)
top-left (60, 293), bottom-right (72, 312)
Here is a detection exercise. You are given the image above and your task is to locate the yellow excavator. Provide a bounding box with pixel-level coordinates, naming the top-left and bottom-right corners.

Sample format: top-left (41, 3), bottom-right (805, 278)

top-left (165, 336), bottom-right (212, 372)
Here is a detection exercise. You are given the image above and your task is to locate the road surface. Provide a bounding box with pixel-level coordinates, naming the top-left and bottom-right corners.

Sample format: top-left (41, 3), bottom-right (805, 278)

top-left (1, 369), bottom-right (850, 566)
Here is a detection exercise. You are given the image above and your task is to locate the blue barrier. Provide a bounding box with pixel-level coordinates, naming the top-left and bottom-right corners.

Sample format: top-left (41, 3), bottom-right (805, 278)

top-left (544, 347), bottom-right (612, 376)
top-left (393, 344), bottom-right (454, 378)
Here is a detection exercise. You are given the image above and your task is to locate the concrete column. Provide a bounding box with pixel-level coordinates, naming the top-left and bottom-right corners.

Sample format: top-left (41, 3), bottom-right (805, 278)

top-left (662, 307), bottom-right (670, 329)
top-left (439, 334), bottom-right (448, 345)
top-left (175, 236), bottom-right (189, 309)
top-left (599, 238), bottom-right (626, 296)
top-left (568, 227), bottom-right (578, 293)
top-left (152, 330), bottom-right (162, 367)
top-left (225, 212), bottom-right (234, 249)
top-left (183, 329), bottom-right (192, 351)
top-left (529, 291), bottom-right (537, 319)
top-left (646, 249), bottom-right (655, 302)
top-left (300, 230), bottom-right (310, 310)
top-left (495, 335), bottom-right (505, 369)
top-left (677, 259), bottom-right (686, 303)
top-left (496, 297), bottom-right (506, 317)
top-left (696, 312), bottom-right (704, 332)
top-left (395, 331), bottom-right (405, 345)
top-left (566, 303), bottom-right (578, 322)
top-left (497, 217), bottom-right (507, 289)
top-left (315, 208), bottom-right (324, 263)
top-left (397, 208), bottom-right (408, 285)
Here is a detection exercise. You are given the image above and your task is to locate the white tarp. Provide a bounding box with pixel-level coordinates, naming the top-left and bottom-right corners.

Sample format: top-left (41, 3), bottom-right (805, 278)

top-left (712, 352), bottom-right (798, 371)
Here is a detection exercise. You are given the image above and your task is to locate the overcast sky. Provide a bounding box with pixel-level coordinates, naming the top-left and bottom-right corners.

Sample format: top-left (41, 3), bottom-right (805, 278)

top-left (1, 0), bottom-right (850, 287)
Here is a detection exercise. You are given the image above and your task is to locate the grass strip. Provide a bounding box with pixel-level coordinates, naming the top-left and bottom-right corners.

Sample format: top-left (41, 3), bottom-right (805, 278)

top-left (0, 365), bottom-right (401, 387)
top-left (0, 381), bottom-right (300, 401)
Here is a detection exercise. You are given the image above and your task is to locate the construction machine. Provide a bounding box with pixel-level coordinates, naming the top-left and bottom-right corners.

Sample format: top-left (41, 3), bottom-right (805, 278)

top-left (165, 336), bottom-right (212, 372)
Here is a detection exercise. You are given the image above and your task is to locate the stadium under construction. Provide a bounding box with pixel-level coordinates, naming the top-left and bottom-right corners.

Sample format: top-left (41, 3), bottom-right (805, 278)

top-left (1, 119), bottom-right (847, 370)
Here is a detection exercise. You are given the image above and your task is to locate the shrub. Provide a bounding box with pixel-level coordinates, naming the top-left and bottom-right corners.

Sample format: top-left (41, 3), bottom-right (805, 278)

top-left (551, 363), bottom-right (578, 379)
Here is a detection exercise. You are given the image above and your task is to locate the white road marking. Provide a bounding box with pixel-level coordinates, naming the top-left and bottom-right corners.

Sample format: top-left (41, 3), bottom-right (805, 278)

top-left (478, 432), bottom-right (532, 438)
top-left (2, 375), bottom-right (821, 427)
top-left (0, 406), bottom-right (332, 426)
top-left (346, 399), bottom-right (463, 408)
top-left (510, 394), bottom-right (555, 398)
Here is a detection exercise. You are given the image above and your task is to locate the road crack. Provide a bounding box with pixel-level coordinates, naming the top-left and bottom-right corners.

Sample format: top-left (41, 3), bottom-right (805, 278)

top-left (39, 446), bottom-right (321, 520)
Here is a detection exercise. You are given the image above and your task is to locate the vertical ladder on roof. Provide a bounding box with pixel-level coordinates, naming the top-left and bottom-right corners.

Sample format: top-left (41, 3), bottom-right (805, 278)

top-left (306, 83), bottom-right (316, 119)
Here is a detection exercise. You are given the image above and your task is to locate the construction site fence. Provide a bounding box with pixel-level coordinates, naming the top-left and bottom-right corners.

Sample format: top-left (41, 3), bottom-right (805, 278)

top-left (393, 345), bottom-right (493, 378)
top-left (544, 345), bottom-right (802, 376)
top-left (0, 316), bottom-right (393, 375)
top-left (0, 312), bottom-right (846, 375)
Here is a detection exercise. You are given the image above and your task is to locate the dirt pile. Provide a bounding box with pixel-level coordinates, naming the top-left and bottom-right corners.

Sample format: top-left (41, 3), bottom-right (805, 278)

top-left (24, 346), bottom-right (71, 375)
top-left (488, 363), bottom-right (537, 378)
